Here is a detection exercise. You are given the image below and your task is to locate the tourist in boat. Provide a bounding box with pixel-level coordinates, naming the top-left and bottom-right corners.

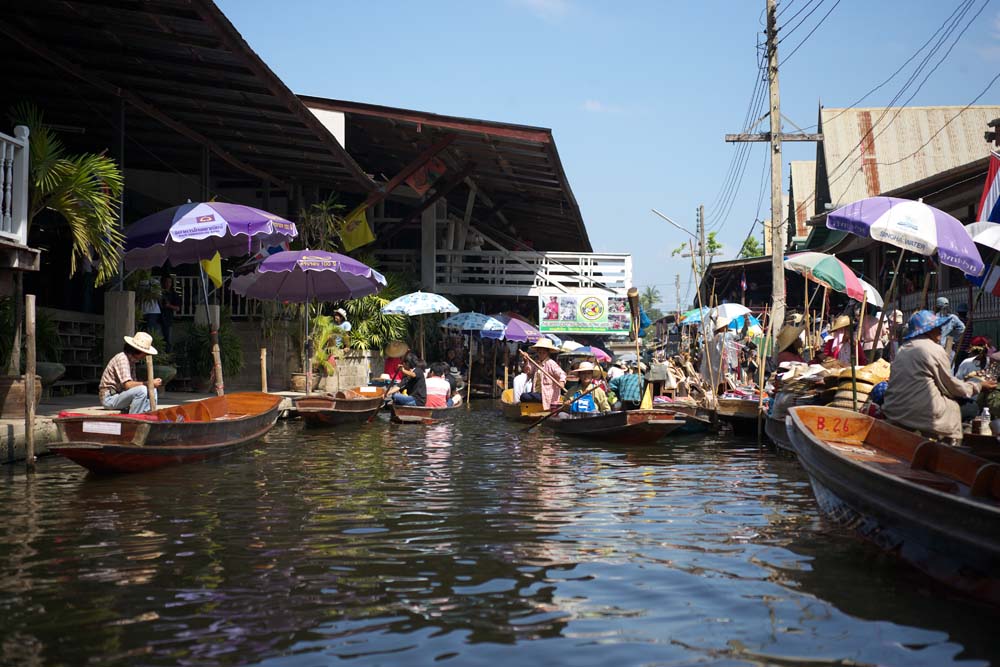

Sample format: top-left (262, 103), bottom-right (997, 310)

top-left (512, 358), bottom-right (534, 404)
top-left (98, 331), bottom-right (161, 414)
top-left (566, 362), bottom-right (611, 415)
top-left (610, 360), bottom-right (645, 410)
top-left (776, 325), bottom-right (806, 364)
top-left (425, 362), bottom-right (461, 407)
top-left (387, 352), bottom-right (427, 406)
top-left (821, 315), bottom-right (866, 365)
top-left (934, 297), bottom-right (965, 358)
top-left (882, 310), bottom-right (996, 443)
top-left (519, 338), bottom-right (566, 410)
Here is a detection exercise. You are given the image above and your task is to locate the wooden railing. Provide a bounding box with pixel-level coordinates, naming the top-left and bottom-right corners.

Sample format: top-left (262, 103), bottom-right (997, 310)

top-left (0, 126), bottom-right (29, 245)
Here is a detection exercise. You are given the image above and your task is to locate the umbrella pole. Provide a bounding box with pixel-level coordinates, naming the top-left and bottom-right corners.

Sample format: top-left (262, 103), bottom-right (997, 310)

top-left (817, 286), bottom-right (828, 355)
top-left (691, 254), bottom-right (717, 410)
top-left (872, 250), bottom-right (906, 361)
top-left (467, 334), bottom-right (473, 407)
top-left (420, 317), bottom-right (425, 361)
top-left (305, 303), bottom-right (312, 396)
top-left (803, 275), bottom-right (811, 360)
top-left (849, 315), bottom-right (858, 412)
top-left (199, 265), bottom-right (224, 396)
top-left (857, 296), bottom-right (868, 357)
top-left (492, 342), bottom-right (498, 398)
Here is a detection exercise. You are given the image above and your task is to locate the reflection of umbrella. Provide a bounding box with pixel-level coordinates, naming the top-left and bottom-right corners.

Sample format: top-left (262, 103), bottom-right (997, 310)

top-left (828, 196), bottom-right (984, 276)
top-left (784, 252), bottom-right (865, 301)
top-left (381, 291), bottom-right (459, 359)
top-left (231, 250), bottom-right (386, 394)
top-left (124, 202), bottom-right (297, 269)
top-left (125, 202), bottom-right (298, 396)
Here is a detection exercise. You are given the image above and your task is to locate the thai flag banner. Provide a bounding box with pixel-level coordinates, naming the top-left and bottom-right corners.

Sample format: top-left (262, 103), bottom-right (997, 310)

top-left (977, 151), bottom-right (1000, 223)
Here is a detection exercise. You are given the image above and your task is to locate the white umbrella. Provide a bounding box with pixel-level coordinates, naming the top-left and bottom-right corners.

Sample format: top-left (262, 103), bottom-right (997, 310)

top-left (709, 303), bottom-right (751, 327)
top-left (966, 221), bottom-right (1000, 251)
top-left (561, 340), bottom-right (583, 352)
top-left (857, 278), bottom-right (884, 308)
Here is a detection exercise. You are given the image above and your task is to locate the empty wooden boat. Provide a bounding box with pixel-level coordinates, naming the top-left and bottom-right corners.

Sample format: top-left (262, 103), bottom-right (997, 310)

top-left (295, 386), bottom-right (386, 427)
top-left (51, 392), bottom-right (283, 474)
top-left (787, 405), bottom-right (1000, 605)
top-left (390, 402), bottom-right (463, 425)
top-left (548, 409), bottom-right (686, 445)
top-left (500, 389), bottom-right (549, 422)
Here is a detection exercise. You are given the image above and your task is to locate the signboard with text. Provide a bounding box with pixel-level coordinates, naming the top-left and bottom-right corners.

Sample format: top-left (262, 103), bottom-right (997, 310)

top-left (538, 292), bottom-right (631, 335)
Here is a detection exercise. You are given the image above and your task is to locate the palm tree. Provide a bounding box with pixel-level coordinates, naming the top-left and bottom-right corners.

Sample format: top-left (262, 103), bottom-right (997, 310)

top-left (640, 286), bottom-right (661, 310)
top-left (7, 103), bottom-right (124, 374)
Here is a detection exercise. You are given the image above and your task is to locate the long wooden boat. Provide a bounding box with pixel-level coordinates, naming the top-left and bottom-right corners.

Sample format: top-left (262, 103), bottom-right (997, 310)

top-left (50, 392), bottom-right (283, 474)
top-left (653, 403), bottom-right (714, 434)
top-left (390, 402), bottom-right (463, 425)
top-left (787, 405), bottom-right (1000, 605)
top-left (295, 386), bottom-right (385, 427)
top-left (717, 397), bottom-right (761, 437)
top-left (499, 389), bottom-right (549, 422)
top-left (765, 414), bottom-right (794, 453)
top-left (548, 409), bottom-right (686, 445)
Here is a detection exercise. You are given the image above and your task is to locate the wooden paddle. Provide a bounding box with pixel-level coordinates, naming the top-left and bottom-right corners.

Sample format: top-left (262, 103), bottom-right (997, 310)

top-left (524, 383), bottom-right (598, 431)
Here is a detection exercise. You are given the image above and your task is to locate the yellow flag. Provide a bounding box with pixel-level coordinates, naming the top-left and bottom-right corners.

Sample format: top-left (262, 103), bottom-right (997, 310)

top-left (340, 206), bottom-right (375, 251)
top-left (200, 251), bottom-right (223, 289)
top-left (640, 382), bottom-right (653, 410)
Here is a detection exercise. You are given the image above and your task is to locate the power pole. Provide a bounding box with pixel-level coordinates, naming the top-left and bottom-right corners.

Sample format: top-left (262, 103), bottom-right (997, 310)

top-left (724, 0), bottom-right (823, 358)
top-left (675, 273), bottom-right (682, 315)
top-left (698, 204), bottom-right (707, 279)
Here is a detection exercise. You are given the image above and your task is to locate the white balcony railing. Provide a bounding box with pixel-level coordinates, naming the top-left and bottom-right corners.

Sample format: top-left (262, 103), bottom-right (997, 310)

top-left (174, 276), bottom-right (257, 319)
top-left (897, 286), bottom-right (1000, 321)
top-left (0, 126), bottom-right (29, 245)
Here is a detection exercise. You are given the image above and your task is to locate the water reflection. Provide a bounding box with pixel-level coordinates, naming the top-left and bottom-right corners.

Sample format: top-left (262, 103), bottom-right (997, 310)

top-left (0, 404), bottom-right (995, 666)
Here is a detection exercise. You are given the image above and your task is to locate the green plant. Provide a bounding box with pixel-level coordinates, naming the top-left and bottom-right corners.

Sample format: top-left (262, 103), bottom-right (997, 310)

top-left (739, 235), bottom-right (764, 258)
top-left (181, 316), bottom-right (244, 380)
top-left (0, 298), bottom-right (59, 369)
top-left (338, 266), bottom-right (410, 351)
top-left (310, 314), bottom-right (347, 374)
top-left (298, 194), bottom-right (346, 251)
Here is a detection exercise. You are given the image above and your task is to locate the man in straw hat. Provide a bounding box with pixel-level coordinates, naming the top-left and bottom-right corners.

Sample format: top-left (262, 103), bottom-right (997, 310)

top-left (383, 340), bottom-right (409, 383)
top-left (519, 338), bottom-right (566, 410)
top-left (883, 310), bottom-right (996, 443)
top-left (98, 331), bottom-right (160, 414)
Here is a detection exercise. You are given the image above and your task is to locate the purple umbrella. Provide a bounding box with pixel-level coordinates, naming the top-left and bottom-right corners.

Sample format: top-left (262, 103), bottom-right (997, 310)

top-left (230, 250), bottom-right (386, 395)
top-left (482, 314), bottom-right (542, 343)
top-left (124, 202), bottom-right (297, 270)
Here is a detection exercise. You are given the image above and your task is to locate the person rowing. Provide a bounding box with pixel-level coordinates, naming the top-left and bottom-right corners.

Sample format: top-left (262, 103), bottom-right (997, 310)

top-left (563, 361), bottom-right (610, 416)
top-left (518, 338), bottom-right (566, 410)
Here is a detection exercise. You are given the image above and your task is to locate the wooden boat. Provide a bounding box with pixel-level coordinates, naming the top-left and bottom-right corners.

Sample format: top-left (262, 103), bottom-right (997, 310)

top-left (50, 392), bottom-right (283, 474)
top-left (717, 397), bottom-right (761, 437)
top-left (653, 402), bottom-right (715, 433)
top-left (548, 409), bottom-right (686, 445)
top-left (390, 402), bottom-right (463, 425)
top-left (959, 432), bottom-right (1000, 463)
top-left (295, 386), bottom-right (386, 427)
top-left (787, 405), bottom-right (1000, 605)
top-left (765, 414), bottom-right (794, 453)
top-left (499, 389), bottom-right (549, 422)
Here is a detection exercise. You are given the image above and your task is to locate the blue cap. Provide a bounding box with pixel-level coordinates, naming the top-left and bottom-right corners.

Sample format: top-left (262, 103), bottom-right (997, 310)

top-left (904, 310), bottom-right (949, 340)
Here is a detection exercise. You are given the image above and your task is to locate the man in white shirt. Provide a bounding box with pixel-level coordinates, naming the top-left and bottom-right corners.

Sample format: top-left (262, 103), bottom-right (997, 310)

top-left (512, 359), bottom-right (533, 404)
top-left (607, 360), bottom-right (626, 382)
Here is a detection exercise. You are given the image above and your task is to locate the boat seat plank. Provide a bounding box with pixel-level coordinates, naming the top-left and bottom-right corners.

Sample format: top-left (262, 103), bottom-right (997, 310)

top-left (970, 463), bottom-right (999, 499)
top-left (875, 461), bottom-right (960, 494)
top-left (911, 440), bottom-right (990, 490)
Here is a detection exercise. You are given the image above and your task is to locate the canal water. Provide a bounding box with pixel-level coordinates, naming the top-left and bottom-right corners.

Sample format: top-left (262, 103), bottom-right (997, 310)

top-left (0, 403), bottom-right (996, 666)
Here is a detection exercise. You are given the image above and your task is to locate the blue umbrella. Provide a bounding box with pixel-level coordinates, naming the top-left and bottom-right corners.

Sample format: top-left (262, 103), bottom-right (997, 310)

top-left (382, 291), bottom-right (459, 359)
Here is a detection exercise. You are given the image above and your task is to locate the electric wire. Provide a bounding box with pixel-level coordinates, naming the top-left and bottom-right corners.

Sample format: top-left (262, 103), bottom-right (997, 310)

top-left (779, 0), bottom-right (841, 65)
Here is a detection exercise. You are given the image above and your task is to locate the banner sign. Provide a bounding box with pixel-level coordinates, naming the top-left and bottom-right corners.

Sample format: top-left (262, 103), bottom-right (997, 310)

top-left (538, 292), bottom-right (632, 335)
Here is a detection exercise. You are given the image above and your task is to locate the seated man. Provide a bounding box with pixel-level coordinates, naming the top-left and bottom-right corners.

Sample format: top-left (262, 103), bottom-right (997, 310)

top-left (425, 362), bottom-right (461, 408)
top-left (387, 353), bottom-right (426, 406)
top-left (609, 361), bottom-right (645, 410)
top-left (567, 361), bottom-right (611, 415)
top-left (98, 331), bottom-right (161, 414)
top-left (511, 359), bottom-right (534, 404)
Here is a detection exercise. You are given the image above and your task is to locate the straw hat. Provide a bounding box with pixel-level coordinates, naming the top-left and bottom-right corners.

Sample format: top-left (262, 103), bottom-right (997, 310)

top-left (124, 331), bottom-right (157, 356)
top-left (830, 315), bottom-right (851, 332)
top-left (576, 361), bottom-right (596, 373)
top-left (531, 338), bottom-right (560, 353)
top-left (378, 373), bottom-right (392, 381)
top-left (333, 308), bottom-right (348, 320)
top-left (776, 325), bottom-right (804, 353)
top-left (385, 340), bottom-right (409, 358)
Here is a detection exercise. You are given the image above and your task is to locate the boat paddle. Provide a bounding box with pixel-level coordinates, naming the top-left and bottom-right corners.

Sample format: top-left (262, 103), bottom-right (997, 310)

top-left (524, 384), bottom-right (598, 432)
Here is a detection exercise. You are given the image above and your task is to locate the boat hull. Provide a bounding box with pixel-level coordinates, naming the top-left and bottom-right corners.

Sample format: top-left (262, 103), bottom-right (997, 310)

top-left (765, 414), bottom-right (794, 452)
top-left (717, 398), bottom-right (760, 437)
top-left (549, 410), bottom-right (686, 445)
top-left (500, 390), bottom-right (549, 422)
top-left (295, 388), bottom-right (385, 427)
top-left (787, 406), bottom-right (1000, 605)
top-left (51, 392), bottom-right (282, 474)
top-left (390, 403), bottom-right (462, 424)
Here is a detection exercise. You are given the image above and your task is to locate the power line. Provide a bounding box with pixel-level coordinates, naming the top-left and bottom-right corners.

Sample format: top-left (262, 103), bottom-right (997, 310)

top-left (779, 0), bottom-right (841, 65)
top-left (777, 0), bottom-right (824, 42)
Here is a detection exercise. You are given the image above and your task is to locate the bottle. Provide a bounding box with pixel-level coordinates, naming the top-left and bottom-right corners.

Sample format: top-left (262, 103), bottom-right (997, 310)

top-left (983, 407), bottom-right (992, 421)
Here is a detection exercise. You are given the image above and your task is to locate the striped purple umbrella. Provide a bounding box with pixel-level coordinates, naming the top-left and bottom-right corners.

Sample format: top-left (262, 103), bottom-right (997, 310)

top-left (481, 314), bottom-right (542, 343)
top-left (827, 196), bottom-right (984, 276)
top-left (230, 250), bottom-right (386, 301)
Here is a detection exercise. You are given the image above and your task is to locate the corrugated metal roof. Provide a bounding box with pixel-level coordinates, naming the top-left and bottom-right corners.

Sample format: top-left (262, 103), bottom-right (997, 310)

top-left (788, 160), bottom-right (816, 238)
top-left (819, 105), bottom-right (1000, 208)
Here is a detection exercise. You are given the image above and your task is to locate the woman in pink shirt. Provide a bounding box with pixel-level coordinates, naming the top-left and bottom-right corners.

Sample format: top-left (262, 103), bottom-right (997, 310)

top-left (520, 338), bottom-right (566, 410)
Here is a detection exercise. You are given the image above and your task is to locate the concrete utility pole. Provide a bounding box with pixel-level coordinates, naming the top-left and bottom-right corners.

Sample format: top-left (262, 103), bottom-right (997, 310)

top-left (698, 204), bottom-right (707, 278)
top-left (675, 273), bottom-right (682, 315)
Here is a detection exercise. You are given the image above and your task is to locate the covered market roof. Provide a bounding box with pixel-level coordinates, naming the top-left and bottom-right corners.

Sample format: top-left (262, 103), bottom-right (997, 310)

top-left (0, 0), bottom-right (374, 192)
top-left (300, 96), bottom-right (593, 252)
top-left (788, 160), bottom-right (816, 239)
top-left (816, 104), bottom-right (1000, 210)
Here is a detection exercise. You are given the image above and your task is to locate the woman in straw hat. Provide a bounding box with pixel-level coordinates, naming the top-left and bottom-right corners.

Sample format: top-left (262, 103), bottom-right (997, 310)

top-left (565, 361), bottom-right (610, 415)
top-left (883, 310), bottom-right (996, 443)
top-left (97, 331), bottom-right (160, 414)
top-left (821, 315), bottom-right (867, 365)
top-left (383, 340), bottom-right (409, 383)
top-left (776, 325), bottom-right (806, 365)
top-left (519, 338), bottom-right (566, 410)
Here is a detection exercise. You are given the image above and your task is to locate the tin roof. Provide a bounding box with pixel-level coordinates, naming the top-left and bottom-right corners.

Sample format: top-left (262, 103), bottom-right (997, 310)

top-left (301, 97), bottom-right (592, 252)
top-left (0, 0), bottom-right (375, 192)
top-left (788, 160), bottom-right (816, 239)
top-left (817, 105), bottom-right (1000, 209)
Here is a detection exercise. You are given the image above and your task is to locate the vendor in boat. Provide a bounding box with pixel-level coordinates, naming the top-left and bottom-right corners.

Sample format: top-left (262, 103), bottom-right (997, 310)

top-left (954, 336), bottom-right (991, 380)
top-left (610, 360), bottom-right (645, 410)
top-left (566, 362), bottom-right (611, 415)
top-left (98, 331), bottom-right (160, 414)
top-left (776, 325), bottom-right (806, 364)
top-left (386, 352), bottom-right (427, 406)
top-left (700, 317), bottom-right (737, 394)
top-left (821, 315), bottom-right (866, 365)
top-left (518, 338), bottom-right (566, 409)
top-left (883, 310), bottom-right (996, 443)
top-left (383, 340), bottom-right (409, 384)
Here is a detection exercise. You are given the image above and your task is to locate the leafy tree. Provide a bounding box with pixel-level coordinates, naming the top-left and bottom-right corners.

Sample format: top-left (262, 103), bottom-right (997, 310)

top-left (706, 231), bottom-right (722, 255)
top-left (739, 235), bottom-right (764, 258)
top-left (639, 286), bottom-right (664, 322)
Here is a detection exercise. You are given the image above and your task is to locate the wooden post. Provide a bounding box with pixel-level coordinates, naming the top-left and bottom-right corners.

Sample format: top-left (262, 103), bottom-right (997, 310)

top-left (24, 294), bottom-right (36, 470)
top-left (872, 250), bottom-right (906, 361)
top-left (419, 317), bottom-right (426, 361)
top-left (817, 286), bottom-right (829, 354)
top-left (145, 355), bottom-right (157, 411)
top-left (491, 341), bottom-right (498, 398)
top-left (691, 254), bottom-right (717, 409)
top-left (466, 334), bottom-right (473, 407)
top-left (260, 348), bottom-right (268, 393)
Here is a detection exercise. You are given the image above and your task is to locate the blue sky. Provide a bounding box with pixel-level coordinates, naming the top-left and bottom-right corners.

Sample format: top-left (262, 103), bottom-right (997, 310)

top-left (218, 0), bottom-right (1000, 308)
